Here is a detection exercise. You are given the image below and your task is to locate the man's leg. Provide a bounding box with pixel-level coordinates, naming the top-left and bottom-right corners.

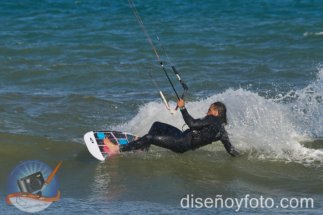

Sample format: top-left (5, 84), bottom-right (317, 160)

top-left (120, 134), bottom-right (152, 152)
top-left (120, 121), bottom-right (191, 153)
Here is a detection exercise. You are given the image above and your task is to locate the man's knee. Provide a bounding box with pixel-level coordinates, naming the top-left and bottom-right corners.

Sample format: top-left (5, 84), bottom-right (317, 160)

top-left (151, 121), bottom-right (165, 128)
top-left (149, 121), bottom-right (166, 134)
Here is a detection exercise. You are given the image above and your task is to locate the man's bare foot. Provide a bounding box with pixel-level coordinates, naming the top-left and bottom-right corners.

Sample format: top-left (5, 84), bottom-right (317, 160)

top-left (103, 138), bottom-right (120, 155)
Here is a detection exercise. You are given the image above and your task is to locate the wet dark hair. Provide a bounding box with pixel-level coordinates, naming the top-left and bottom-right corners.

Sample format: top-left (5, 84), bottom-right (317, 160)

top-left (210, 102), bottom-right (227, 125)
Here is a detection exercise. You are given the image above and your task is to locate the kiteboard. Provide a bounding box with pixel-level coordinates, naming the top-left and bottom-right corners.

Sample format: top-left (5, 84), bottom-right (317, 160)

top-left (83, 131), bottom-right (139, 161)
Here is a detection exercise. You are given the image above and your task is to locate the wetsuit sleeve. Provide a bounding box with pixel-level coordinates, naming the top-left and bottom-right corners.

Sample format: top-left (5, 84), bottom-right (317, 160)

top-left (220, 128), bottom-right (240, 157)
top-left (180, 108), bottom-right (212, 129)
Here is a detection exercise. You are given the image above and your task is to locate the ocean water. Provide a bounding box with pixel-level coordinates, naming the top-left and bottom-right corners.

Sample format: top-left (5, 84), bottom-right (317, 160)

top-left (0, 0), bottom-right (322, 214)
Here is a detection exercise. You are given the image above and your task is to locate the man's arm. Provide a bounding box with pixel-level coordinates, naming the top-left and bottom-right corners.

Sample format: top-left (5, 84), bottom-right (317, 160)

top-left (180, 108), bottom-right (212, 129)
top-left (177, 99), bottom-right (211, 129)
top-left (221, 128), bottom-right (240, 157)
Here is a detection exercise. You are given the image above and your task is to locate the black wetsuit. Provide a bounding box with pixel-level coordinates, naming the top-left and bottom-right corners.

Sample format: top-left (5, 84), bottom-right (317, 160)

top-left (121, 107), bottom-right (239, 156)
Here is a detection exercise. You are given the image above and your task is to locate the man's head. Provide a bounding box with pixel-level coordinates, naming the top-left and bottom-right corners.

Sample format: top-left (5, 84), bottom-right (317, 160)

top-left (207, 102), bottom-right (228, 124)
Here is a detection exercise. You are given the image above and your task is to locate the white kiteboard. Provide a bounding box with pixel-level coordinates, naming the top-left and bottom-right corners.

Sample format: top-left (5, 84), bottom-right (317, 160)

top-left (84, 131), bottom-right (139, 161)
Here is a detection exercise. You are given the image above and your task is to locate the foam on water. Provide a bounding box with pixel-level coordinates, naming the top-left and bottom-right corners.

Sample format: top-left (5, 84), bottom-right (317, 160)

top-left (115, 68), bottom-right (323, 166)
top-left (304, 31), bottom-right (323, 37)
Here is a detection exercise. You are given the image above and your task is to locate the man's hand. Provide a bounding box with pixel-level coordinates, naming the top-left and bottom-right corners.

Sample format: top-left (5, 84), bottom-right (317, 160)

top-left (177, 98), bottom-right (185, 109)
top-left (229, 148), bottom-right (240, 157)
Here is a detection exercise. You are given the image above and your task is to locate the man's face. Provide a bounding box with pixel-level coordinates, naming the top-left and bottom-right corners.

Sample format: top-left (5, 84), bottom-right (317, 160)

top-left (207, 107), bottom-right (219, 116)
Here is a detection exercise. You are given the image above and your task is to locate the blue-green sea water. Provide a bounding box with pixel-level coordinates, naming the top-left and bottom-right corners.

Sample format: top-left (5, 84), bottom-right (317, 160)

top-left (0, 0), bottom-right (322, 214)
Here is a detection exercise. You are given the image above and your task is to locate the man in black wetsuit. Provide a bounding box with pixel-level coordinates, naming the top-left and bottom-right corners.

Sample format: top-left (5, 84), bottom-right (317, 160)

top-left (120, 99), bottom-right (239, 156)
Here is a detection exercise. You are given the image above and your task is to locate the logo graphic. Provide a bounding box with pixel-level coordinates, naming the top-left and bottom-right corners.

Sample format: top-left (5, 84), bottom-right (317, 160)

top-left (6, 160), bottom-right (62, 213)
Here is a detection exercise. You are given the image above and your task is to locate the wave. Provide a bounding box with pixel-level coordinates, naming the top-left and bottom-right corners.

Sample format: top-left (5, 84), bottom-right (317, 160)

top-left (115, 68), bottom-right (323, 166)
top-left (0, 68), bottom-right (322, 168)
top-left (304, 31), bottom-right (323, 37)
